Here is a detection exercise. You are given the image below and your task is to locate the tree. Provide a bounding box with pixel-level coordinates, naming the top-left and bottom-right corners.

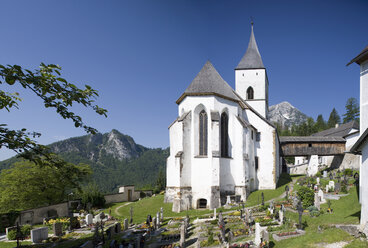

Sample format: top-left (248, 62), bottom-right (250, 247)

top-left (315, 114), bottom-right (326, 132)
top-left (0, 63), bottom-right (107, 166)
top-left (155, 168), bottom-right (166, 192)
top-left (79, 183), bottom-right (106, 209)
top-left (343, 97), bottom-right (360, 123)
top-left (327, 108), bottom-right (341, 128)
top-left (0, 160), bottom-right (91, 211)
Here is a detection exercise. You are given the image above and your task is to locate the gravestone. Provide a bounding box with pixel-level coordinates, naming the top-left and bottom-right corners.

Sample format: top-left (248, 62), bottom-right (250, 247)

top-left (279, 209), bottom-right (284, 224)
top-left (80, 240), bottom-right (94, 248)
top-left (53, 222), bottom-right (63, 236)
top-left (262, 230), bottom-right (269, 243)
top-left (323, 171), bottom-right (327, 178)
top-left (255, 223), bottom-right (261, 246)
top-left (31, 227), bottom-right (48, 243)
top-left (318, 189), bottom-right (324, 202)
top-left (115, 223), bottom-right (121, 233)
top-left (335, 181), bottom-right (341, 192)
top-left (130, 207), bottom-right (133, 224)
top-left (123, 219), bottom-right (128, 231)
top-left (156, 212), bottom-right (160, 228)
top-left (160, 207), bottom-right (164, 222)
top-left (314, 192), bottom-right (320, 211)
top-left (261, 192), bottom-right (265, 206)
top-left (329, 181), bottom-right (335, 191)
top-left (316, 177), bottom-right (320, 185)
top-left (228, 231), bottom-right (234, 244)
top-left (213, 208), bottom-right (217, 220)
top-left (292, 196), bottom-right (299, 208)
top-left (86, 214), bottom-right (93, 225)
top-left (110, 239), bottom-right (116, 248)
top-left (180, 224), bottom-right (186, 248)
top-left (226, 195), bottom-right (231, 205)
top-left (152, 217), bottom-right (157, 230)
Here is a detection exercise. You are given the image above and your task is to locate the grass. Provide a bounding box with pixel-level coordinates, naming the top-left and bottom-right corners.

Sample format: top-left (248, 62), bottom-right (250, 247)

top-left (0, 241), bottom-right (32, 248)
top-left (271, 186), bottom-right (361, 247)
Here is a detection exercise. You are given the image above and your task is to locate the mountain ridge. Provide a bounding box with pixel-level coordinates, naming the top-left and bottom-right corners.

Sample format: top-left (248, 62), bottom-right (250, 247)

top-left (269, 101), bottom-right (309, 127)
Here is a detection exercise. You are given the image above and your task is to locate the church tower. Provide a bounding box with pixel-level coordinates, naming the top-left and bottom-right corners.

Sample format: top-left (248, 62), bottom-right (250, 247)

top-left (235, 23), bottom-right (269, 119)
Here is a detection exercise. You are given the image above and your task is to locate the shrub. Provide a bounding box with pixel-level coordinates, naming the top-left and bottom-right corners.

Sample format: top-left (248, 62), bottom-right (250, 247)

top-left (7, 229), bottom-right (17, 240)
top-left (80, 184), bottom-right (106, 209)
top-left (316, 171), bottom-right (322, 177)
top-left (21, 225), bottom-right (31, 236)
top-left (344, 169), bottom-right (353, 177)
top-left (297, 186), bottom-right (314, 209)
top-left (341, 183), bottom-right (348, 193)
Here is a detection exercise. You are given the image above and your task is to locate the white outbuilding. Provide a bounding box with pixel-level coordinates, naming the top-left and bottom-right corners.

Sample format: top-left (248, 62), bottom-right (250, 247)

top-left (165, 24), bottom-right (283, 212)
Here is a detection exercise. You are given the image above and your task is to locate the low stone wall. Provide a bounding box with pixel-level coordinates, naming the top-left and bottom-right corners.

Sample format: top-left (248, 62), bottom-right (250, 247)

top-left (16, 202), bottom-right (69, 225)
top-left (104, 191), bottom-right (140, 205)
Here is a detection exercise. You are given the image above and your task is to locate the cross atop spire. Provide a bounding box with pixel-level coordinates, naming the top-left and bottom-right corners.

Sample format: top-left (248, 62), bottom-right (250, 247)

top-left (235, 22), bottom-right (265, 70)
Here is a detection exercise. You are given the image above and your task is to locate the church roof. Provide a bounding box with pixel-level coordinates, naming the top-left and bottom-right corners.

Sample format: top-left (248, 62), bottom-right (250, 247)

top-left (311, 121), bottom-right (359, 138)
top-left (347, 45), bottom-right (368, 66)
top-left (176, 61), bottom-right (239, 104)
top-left (236, 24), bottom-right (265, 70)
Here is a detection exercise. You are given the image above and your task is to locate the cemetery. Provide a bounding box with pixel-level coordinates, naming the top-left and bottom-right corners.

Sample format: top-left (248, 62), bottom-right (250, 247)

top-left (0, 171), bottom-right (367, 247)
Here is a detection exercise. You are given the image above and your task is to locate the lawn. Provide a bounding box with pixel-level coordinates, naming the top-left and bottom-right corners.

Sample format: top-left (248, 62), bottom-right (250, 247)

top-left (272, 186), bottom-right (361, 247)
top-left (0, 241), bottom-right (32, 248)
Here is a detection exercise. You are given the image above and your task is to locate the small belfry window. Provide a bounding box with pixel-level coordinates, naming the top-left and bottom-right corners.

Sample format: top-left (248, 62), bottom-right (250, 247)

top-left (255, 156), bottom-right (259, 170)
top-left (221, 112), bottom-right (229, 157)
top-left (246, 87), bottom-right (254, 100)
top-left (199, 110), bottom-right (208, 156)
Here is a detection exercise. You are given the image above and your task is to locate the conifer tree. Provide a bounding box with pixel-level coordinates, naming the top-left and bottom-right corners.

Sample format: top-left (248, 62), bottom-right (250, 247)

top-left (327, 108), bottom-right (341, 128)
top-left (343, 97), bottom-right (360, 123)
top-left (315, 114), bottom-right (327, 132)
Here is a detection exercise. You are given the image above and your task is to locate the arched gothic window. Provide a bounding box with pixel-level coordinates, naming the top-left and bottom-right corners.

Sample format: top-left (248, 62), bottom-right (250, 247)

top-left (221, 112), bottom-right (229, 157)
top-left (246, 87), bottom-right (254, 100)
top-left (199, 110), bottom-right (208, 156)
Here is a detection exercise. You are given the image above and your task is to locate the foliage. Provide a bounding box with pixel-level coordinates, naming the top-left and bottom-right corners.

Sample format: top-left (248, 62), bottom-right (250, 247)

top-left (0, 160), bottom-right (91, 211)
top-left (343, 168), bottom-right (353, 176)
top-left (7, 229), bottom-right (17, 240)
top-left (343, 97), bottom-right (359, 123)
top-left (296, 186), bottom-right (314, 209)
top-left (315, 115), bottom-right (326, 132)
top-left (44, 217), bottom-right (70, 231)
top-left (0, 63), bottom-right (107, 167)
top-left (315, 171), bottom-right (321, 177)
top-left (79, 183), bottom-right (106, 209)
top-left (327, 108), bottom-right (341, 128)
top-left (155, 168), bottom-right (166, 192)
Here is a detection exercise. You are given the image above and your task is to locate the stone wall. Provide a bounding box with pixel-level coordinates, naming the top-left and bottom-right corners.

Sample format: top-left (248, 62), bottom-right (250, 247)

top-left (16, 202), bottom-right (69, 225)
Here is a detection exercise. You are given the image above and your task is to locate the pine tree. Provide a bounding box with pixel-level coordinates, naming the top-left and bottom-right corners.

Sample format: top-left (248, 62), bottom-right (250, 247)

top-left (343, 97), bottom-right (360, 123)
top-left (327, 108), bottom-right (341, 128)
top-left (315, 114), bottom-right (327, 132)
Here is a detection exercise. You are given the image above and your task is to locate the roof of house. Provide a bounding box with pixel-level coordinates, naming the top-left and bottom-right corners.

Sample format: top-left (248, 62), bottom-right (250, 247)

top-left (280, 136), bottom-right (346, 143)
top-left (176, 61), bottom-right (239, 104)
top-left (311, 121), bottom-right (359, 138)
top-left (351, 127), bottom-right (368, 154)
top-left (235, 24), bottom-right (265, 70)
top-left (347, 45), bottom-right (368, 66)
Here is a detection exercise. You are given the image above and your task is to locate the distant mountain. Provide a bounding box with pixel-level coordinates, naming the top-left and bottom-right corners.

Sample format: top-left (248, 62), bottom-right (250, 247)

top-left (269, 101), bottom-right (309, 127)
top-left (0, 130), bottom-right (169, 193)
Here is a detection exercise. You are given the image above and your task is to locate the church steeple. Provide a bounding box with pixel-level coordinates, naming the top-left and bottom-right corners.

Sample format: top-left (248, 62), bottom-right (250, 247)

top-left (236, 23), bottom-right (265, 70)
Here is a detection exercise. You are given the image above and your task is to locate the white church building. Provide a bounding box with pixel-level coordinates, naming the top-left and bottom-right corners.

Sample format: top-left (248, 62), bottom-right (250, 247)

top-left (165, 25), bottom-right (282, 212)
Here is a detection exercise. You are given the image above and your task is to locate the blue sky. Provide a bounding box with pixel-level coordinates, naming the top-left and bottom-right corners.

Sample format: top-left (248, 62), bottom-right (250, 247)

top-left (1, 0), bottom-right (367, 160)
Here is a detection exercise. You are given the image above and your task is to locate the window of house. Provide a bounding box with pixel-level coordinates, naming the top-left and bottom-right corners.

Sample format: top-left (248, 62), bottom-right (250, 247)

top-left (256, 132), bottom-right (261, 141)
top-left (247, 87), bottom-right (254, 100)
top-left (221, 112), bottom-right (229, 157)
top-left (199, 110), bottom-right (208, 156)
top-left (255, 156), bottom-right (259, 170)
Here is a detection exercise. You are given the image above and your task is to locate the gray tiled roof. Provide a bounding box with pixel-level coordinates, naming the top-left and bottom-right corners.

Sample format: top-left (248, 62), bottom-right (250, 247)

top-left (347, 45), bottom-right (368, 66)
top-left (176, 61), bottom-right (239, 103)
top-left (311, 121), bottom-right (359, 138)
top-left (236, 25), bottom-right (265, 70)
top-left (351, 127), bottom-right (368, 154)
top-left (280, 136), bottom-right (346, 143)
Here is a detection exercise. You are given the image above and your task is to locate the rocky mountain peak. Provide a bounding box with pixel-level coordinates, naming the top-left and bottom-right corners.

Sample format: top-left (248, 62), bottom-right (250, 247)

top-left (269, 101), bottom-right (308, 127)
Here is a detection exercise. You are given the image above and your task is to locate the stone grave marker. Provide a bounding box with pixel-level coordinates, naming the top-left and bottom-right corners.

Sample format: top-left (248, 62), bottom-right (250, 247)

top-left (31, 227), bottom-right (48, 243)
top-left (279, 209), bottom-right (284, 224)
top-left (110, 239), bottom-right (116, 248)
top-left (130, 207), bottom-right (133, 224)
top-left (156, 212), bottom-right (160, 228)
top-left (152, 217), bottom-right (157, 230)
top-left (228, 231), bottom-right (234, 244)
top-left (335, 181), bottom-right (341, 192)
top-left (180, 224), bottom-right (186, 248)
top-left (86, 214), bottom-right (93, 225)
top-left (160, 207), bottom-right (164, 222)
top-left (53, 222), bottom-right (63, 236)
top-left (329, 181), bottom-right (335, 191)
top-left (124, 218), bottom-right (128, 231)
top-left (318, 189), bottom-right (325, 202)
top-left (314, 192), bottom-right (320, 210)
top-left (323, 171), bottom-right (327, 178)
top-left (226, 195), bottom-right (231, 205)
top-left (263, 230), bottom-right (269, 243)
top-left (115, 222), bottom-right (121, 233)
top-left (316, 177), bottom-right (320, 185)
top-left (255, 223), bottom-right (261, 246)
top-left (80, 240), bottom-right (94, 248)
top-left (213, 208), bottom-right (217, 220)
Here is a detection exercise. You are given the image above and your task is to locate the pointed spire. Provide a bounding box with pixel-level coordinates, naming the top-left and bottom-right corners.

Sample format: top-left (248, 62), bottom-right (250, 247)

top-left (236, 22), bottom-right (265, 70)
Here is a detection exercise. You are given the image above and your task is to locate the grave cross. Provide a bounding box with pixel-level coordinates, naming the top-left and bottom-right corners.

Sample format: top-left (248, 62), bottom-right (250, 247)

top-left (130, 206), bottom-right (133, 224)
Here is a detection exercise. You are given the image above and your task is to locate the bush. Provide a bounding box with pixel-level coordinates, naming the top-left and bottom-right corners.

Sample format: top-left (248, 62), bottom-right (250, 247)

top-left (7, 229), bottom-right (17, 240)
top-left (297, 186), bottom-right (314, 209)
top-left (316, 171), bottom-right (322, 177)
top-left (80, 184), bottom-right (106, 209)
top-left (21, 224), bottom-right (31, 236)
top-left (344, 169), bottom-right (353, 177)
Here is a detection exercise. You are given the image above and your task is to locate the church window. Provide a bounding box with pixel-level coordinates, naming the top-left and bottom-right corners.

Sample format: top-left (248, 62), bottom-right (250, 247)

top-left (256, 132), bottom-right (261, 141)
top-left (221, 112), bottom-right (229, 157)
top-left (255, 156), bottom-right (259, 171)
top-left (251, 130), bottom-right (254, 140)
top-left (246, 87), bottom-right (254, 100)
top-left (199, 110), bottom-right (208, 156)
top-left (256, 72), bottom-right (258, 75)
